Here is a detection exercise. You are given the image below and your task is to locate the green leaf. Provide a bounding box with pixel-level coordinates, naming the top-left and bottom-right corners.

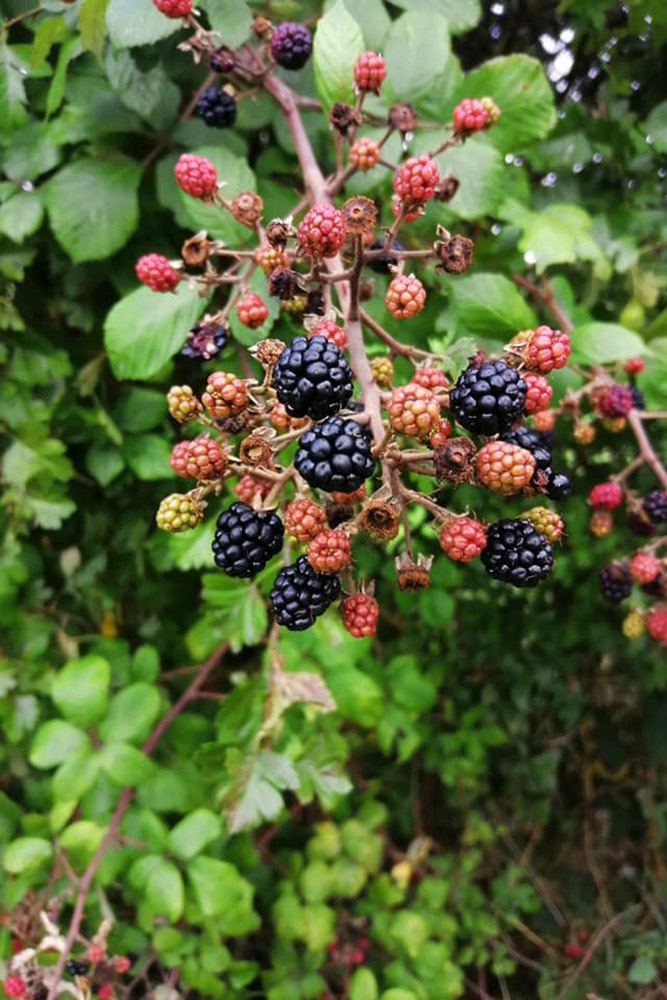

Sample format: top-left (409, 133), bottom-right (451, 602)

top-left (388, 0), bottom-right (480, 33)
top-left (187, 856), bottom-right (258, 933)
top-left (3, 837), bottom-right (53, 874)
top-left (146, 858), bottom-right (184, 922)
top-left (450, 273), bottom-right (536, 336)
top-left (505, 201), bottom-right (608, 277)
top-left (104, 284), bottom-right (206, 380)
top-left (79, 0), bottom-right (110, 59)
top-left (60, 820), bottom-right (105, 866)
top-left (167, 809), bottom-right (223, 860)
top-left (452, 55), bottom-right (556, 153)
top-left (52, 654), bottom-right (110, 726)
top-left (46, 35), bottom-right (81, 118)
top-left (313, 1), bottom-right (364, 109)
top-left (643, 100), bottom-right (667, 153)
top-left (350, 968), bottom-right (379, 1000)
top-left (0, 192), bottom-right (44, 244)
top-left (53, 748), bottom-right (101, 803)
top-left (199, 0), bottom-right (252, 47)
top-left (0, 42), bottom-right (28, 131)
top-left (222, 751), bottom-right (299, 833)
top-left (45, 156), bottom-right (141, 262)
top-left (168, 517), bottom-right (217, 571)
top-left (384, 12), bottom-right (452, 104)
top-left (86, 442), bottom-right (125, 487)
top-left (628, 956), bottom-right (657, 985)
top-left (101, 742), bottom-right (155, 786)
top-left (323, 0), bottom-right (390, 50)
top-left (123, 434), bottom-right (173, 482)
top-left (99, 682), bottom-right (161, 745)
top-left (570, 322), bottom-right (645, 364)
top-left (380, 991), bottom-right (418, 1000)
top-left (106, 50), bottom-right (180, 129)
top-left (435, 140), bottom-right (504, 219)
top-left (29, 720), bottom-right (89, 769)
top-left (106, 0), bottom-right (182, 47)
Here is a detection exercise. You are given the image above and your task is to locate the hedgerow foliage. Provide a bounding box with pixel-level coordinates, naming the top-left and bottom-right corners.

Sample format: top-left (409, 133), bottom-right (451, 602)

top-left (2, 1), bottom-right (667, 998)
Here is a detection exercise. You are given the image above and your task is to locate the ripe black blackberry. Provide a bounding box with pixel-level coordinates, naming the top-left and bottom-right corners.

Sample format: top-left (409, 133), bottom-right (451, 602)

top-left (294, 416), bottom-right (375, 492)
top-left (642, 572), bottom-right (666, 598)
top-left (481, 518), bottom-right (553, 587)
top-left (195, 87), bottom-right (237, 129)
top-left (545, 470), bottom-right (571, 500)
top-left (599, 562), bottom-right (632, 603)
top-left (643, 489), bottom-right (667, 524)
top-left (630, 386), bottom-right (645, 410)
top-left (210, 46), bottom-right (235, 73)
top-left (450, 360), bottom-right (527, 435)
top-left (66, 961), bottom-right (89, 977)
top-left (271, 21), bottom-right (313, 70)
top-left (270, 555), bottom-right (340, 630)
top-left (181, 320), bottom-right (227, 360)
top-left (501, 425), bottom-right (552, 459)
top-left (627, 508), bottom-right (656, 537)
top-left (273, 335), bottom-right (353, 420)
top-left (367, 238), bottom-right (405, 274)
top-left (212, 502), bottom-right (283, 578)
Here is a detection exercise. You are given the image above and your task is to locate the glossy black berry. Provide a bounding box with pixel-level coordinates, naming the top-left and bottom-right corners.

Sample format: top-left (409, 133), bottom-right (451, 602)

top-left (627, 508), bottom-right (656, 537)
top-left (181, 321), bottom-right (227, 360)
top-left (481, 518), bottom-right (553, 588)
top-left (630, 386), bottom-right (645, 410)
top-left (642, 572), bottom-right (666, 597)
top-left (545, 470), bottom-right (571, 500)
top-left (270, 555), bottom-right (340, 631)
top-left (212, 502), bottom-right (284, 578)
top-left (599, 562), bottom-right (632, 603)
top-left (295, 416), bottom-right (375, 492)
top-left (501, 425), bottom-right (552, 461)
top-left (66, 961), bottom-right (89, 977)
top-left (271, 21), bottom-right (313, 70)
top-left (367, 238), bottom-right (405, 274)
top-left (450, 360), bottom-right (527, 436)
top-left (643, 489), bottom-right (667, 525)
top-left (273, 335), bottom-right (353, 420)
top-left (195, 87), bottom-right (237, 129)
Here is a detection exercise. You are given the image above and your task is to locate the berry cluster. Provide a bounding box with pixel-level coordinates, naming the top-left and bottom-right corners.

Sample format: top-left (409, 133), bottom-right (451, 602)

top-left (133, 14), bottom-right (577, 638)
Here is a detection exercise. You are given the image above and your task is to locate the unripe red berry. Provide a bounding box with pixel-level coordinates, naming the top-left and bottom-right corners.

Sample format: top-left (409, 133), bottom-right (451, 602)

top-left (387, 383), bottom-right (440, 438)
top-left (624, 356), bottom-right (645, 374)
top-left (202, 371), bottom-right (247, 419)
top-left (413, 366), bottom-right (447, 390)
top-left (87, 943), bottom-right (105, 964)
top-left (476, 441), bottom-right (535, 496)
top-left (353, 51), bottom-right (386, 93)
top-left (629, 551), bottom-right (661, 585)
top-left (533, 409), bottom-right (556, 432)
top-left (234, 474), bottom-right (271, 504)
top-left (393, 155), bottom-right (439, 206)
top-left (429, 417), bottom-right (452, 449)
top-left (330, 484), bottom-right (366, 504)
top-left (306, 528), bottom-right (351, 573)
top-left (526, 325), bottom-right (571, 373)
top-left (152, 0), bottom-right (192, 16)
top-left (523, 372), bottom-right (553, 414)
top-left (385, 274), bottom-right (426, 319)
top-left (452, 98), bottom-right (488, 134)
top-left (341, 594), bottom-right (379, 638)
top-left (98, 987), bottom-right (112, 1000)
top-left (563, 942), bottom-right (582, 960)
top-left (588, 482), bottom-right (623, 511)
top-left (297, 204), bottom-right (346, 258)
top-left (390, 195), bottom-right (421, 223)
top-left (439, 516), bottom-right (486, 562)
top-left (113, 956), bottom-right (131, 974)
top-left (135, 254), bottom-right (180, 293)
top-left (647, 605), bottom-right (667, 644)
top-left (3, 977), bottom-right (26, 998)
top-left (174, 153), bottom-right (218, 199)
top-left (236, 292), bottom-right (269, 329)
top-left (169, 434), bottom-right (227, 480)
top-left (349, 138), bottom-right (381, 172)
top-left (268, 401), bottom-right (308, 431)
top-left (284, 498), bottom-right (327, 542)
top-left (308, 318), bottom-right (348, 350)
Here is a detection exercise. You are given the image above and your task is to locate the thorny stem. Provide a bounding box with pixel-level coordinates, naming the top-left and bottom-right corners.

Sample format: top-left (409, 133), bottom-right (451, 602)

top-left (46, 643), bottom-right (230, 1000)
top-left (360, 308), bottom-right (433, 360)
